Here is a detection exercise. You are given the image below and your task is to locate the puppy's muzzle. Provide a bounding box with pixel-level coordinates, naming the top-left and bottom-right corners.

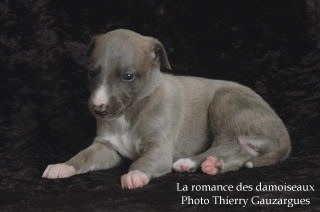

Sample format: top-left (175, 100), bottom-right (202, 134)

top-left (93, 103), bottom-right (109, 117)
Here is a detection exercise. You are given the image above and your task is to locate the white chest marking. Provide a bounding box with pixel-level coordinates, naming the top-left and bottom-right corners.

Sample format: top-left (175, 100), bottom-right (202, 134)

top-left (96, 116), bottom-right (139, 160)
top-left (109, 132), bottom-right (139, 160)
top-left (117, 115), bottom-right (129, 131)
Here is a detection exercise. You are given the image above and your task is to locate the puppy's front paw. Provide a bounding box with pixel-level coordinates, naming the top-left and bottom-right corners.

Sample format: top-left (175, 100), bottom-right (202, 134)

top-left (121, 170), bottom-right (149, 189)
top-left (42, 163), bottom-right (76, 179)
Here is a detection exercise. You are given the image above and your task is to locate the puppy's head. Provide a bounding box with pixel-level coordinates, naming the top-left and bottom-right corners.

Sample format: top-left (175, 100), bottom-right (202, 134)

top-left (87, 29), bottom-right (171, 119)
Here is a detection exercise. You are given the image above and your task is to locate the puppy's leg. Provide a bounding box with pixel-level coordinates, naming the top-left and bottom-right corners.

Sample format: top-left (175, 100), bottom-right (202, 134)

top-left (42, 141), bottom-right (122, 179)
top-left (199, 135), bottom-right (276, 175)
top-left (173, 135), bottom-right (275, 174)
top-left (173, 87), bottom-right (290, 175)
top-left (173, 135), bottom-right (249, 174)
top-left (199, 87), bottom-right (290, 174)
top-left (121, 143), bottom-right (172, 189)
top-left (199, 143), bottom-right (253, 175)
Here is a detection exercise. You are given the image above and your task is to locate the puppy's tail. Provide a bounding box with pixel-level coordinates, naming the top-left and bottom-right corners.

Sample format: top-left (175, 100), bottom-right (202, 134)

top-left (239, 135), bottom-right (291, 168)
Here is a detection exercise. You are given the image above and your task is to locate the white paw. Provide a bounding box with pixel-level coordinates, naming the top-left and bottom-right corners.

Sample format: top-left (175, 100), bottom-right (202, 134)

top-left (121, 170), bottom-right (149, 189)
top-left (42, 163), bottom-right (76, 179)
top-left (245, 161), bottom-right (254, 168)
top-left (172, 158), bottom-right (196, 172)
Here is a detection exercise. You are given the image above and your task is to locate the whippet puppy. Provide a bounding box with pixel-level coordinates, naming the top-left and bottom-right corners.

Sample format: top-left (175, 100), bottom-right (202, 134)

top-left (42, 29), bottom-right (291, 189)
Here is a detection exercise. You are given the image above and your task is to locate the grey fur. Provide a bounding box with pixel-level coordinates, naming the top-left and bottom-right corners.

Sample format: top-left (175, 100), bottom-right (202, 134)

top-left (43, 29), bottom-right (291, 188)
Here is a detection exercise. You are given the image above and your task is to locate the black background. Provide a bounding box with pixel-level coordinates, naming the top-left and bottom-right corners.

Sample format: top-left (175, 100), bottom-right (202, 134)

top-left (1, 0), bottom-right (319, 211)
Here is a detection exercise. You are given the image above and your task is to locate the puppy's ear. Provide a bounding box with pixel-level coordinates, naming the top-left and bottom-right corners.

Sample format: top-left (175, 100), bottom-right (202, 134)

top-left (86, 34), bottom-right (101, 57)
top-left (151, 39), bottom-right (172, 71)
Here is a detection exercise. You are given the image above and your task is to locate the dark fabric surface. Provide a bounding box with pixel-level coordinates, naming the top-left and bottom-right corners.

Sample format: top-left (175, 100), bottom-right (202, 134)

top-left (1, 0), bottom-right (319, 211)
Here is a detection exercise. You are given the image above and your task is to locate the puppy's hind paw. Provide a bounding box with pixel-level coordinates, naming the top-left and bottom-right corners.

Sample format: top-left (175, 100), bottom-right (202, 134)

top-left (201, 156), bottom-right (223, 175)
top-left (42, 163), bottom-right (76, 179)
top-left (172, 158), bottom-right (196, 172)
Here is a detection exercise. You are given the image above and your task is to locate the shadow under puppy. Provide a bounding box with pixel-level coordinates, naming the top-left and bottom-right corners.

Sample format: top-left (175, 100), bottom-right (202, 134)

top-left (42, 29), bottom-right (291, 189)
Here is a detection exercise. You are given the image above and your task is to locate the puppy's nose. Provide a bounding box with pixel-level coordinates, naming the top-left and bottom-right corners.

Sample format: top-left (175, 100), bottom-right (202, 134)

top-left (93, 104), bottom-right (109, 116)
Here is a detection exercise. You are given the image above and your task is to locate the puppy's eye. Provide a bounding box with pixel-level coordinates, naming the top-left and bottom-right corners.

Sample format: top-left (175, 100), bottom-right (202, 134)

top-left (88, 70), bottom-right (98, 78)
top-left (121, 72), bottom-right (135, 81)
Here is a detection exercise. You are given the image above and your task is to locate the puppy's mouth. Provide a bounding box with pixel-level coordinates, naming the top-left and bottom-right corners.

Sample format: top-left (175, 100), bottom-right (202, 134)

top-left (92, 106), bottom-right (127, 120)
